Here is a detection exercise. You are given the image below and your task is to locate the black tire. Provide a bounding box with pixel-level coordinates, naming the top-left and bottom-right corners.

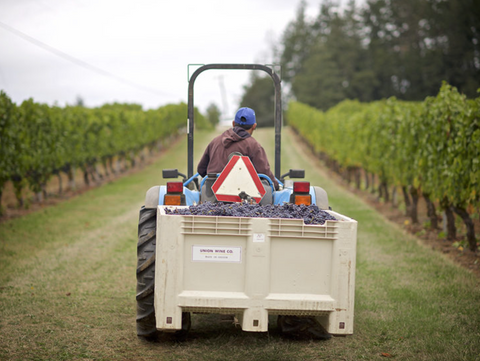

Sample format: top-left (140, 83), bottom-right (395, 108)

top-left (136, 206), bottom-right (192, 340)
top-left (136, 206), bottom-right (157, 338)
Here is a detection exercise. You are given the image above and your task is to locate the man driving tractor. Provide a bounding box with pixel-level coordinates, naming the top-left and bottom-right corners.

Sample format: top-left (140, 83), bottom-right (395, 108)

top-left (197, 107), bottom-right (279, 191)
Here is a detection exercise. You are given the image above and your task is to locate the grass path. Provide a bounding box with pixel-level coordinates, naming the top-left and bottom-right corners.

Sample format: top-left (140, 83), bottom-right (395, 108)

top-left (0, 127), bottom-right (479, 361)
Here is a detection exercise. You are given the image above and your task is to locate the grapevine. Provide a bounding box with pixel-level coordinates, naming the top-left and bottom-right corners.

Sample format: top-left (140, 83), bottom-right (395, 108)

top-left (287, 83), bottom-right (479, 251)
top-left (0, 91), bottom-right (211, 212)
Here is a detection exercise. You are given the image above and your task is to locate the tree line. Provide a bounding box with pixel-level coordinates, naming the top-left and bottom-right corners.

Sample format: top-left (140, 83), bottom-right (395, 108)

top-left (241, 0), bottom-right (480, 121)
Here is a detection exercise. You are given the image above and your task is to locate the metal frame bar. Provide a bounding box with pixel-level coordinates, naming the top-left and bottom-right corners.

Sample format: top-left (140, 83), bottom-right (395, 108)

top-left (187, 63), bottom-right (282, 179)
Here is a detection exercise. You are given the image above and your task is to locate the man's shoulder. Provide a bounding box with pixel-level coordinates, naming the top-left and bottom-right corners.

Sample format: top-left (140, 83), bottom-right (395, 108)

top-left (245, 135), bottom-right (262, 146)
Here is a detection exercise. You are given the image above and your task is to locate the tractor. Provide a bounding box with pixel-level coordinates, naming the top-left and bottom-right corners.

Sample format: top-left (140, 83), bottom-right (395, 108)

top-left (136, 64), bottom-right (357, 340)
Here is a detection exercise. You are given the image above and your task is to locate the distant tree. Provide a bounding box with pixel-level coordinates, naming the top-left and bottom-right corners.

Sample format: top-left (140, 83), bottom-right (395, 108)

top-left (293, 0), bottom-right (373, 109)
top-left (361, 0), bottom-right (401, 99)
top-left (362, 0), bottom-right (480, 100)
top-left (206, 103), bottom-right (221, 127)
top-left (293, 45), bottom-right (345, 110)
top-left (240, 74), bottom-right (275, 128)
top-left (75, 96), bottom-right (85, 107)
top-left (279, 0), bottom-right (315, 84)
top-left (423, 0), bottom-right (480, 98)
top-left (277, 0), bottom-right (479, 110)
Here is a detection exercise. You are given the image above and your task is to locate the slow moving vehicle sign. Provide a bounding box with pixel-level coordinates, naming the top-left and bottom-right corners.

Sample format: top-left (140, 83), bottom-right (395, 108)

top-left (212, 155), bottom-right (266, 203)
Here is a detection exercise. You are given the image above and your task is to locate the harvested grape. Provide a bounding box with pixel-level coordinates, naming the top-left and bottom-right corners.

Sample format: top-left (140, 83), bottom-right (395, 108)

top-left (164, 202), bottom-right (337, 225)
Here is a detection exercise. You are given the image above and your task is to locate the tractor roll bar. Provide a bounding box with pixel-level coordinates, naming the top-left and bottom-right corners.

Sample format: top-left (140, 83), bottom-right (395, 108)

top-left (187, 63), bottom-right (282, 179)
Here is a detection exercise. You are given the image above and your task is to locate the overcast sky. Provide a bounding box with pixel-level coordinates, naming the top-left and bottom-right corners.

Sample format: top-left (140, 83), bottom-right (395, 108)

top-left (0, 0), bottom-right (325, 119)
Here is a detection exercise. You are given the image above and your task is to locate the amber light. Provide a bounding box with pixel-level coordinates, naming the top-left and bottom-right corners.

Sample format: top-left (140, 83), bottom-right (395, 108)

top-left (167, 182), bottom-right (183, 193)
top-left (294, 195), bottom-right (311, 205)
top-left (293, 181), bottom-right (310, 193)
top-left (164, 194), bottom-right (182, 205)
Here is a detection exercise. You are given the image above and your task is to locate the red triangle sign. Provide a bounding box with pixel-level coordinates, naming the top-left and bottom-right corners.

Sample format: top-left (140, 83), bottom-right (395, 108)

top-left (211, 155), bottom-right (266, 203)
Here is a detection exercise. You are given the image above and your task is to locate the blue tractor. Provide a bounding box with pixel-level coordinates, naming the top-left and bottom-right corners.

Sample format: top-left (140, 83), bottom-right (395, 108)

top-left (136, 64), bottom-right (330, 339)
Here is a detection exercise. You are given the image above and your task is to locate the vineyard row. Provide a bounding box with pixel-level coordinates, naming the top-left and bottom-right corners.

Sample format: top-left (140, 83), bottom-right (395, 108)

top-left (287, 83), bottom-right (480, 251)
top-left (0, 91), bottom-right (210, 212)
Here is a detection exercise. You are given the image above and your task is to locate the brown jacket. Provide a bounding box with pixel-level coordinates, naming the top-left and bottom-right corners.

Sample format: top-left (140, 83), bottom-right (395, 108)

top-left (197, 127), bottom-right (279, 189)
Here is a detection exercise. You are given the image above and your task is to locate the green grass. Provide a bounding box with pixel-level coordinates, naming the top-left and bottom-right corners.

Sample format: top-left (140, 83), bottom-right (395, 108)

top-left (0, 126), bottom-right (479, 361)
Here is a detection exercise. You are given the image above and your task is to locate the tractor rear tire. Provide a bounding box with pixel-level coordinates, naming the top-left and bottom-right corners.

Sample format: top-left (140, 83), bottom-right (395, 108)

top-left (136, 206), bottom-right (192, 340)
top-left (136, 206), bottom-right (157, 338)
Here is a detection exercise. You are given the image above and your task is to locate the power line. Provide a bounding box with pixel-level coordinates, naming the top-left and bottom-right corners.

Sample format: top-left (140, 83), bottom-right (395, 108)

top-left (0, 20), bottom-right (177, 98)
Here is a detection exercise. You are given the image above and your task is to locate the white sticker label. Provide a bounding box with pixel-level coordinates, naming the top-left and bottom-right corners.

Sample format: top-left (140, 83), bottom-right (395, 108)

top-left (253, 233), bottom-right (265, 243)
top-left (192, 245), bottom-right (242, 263)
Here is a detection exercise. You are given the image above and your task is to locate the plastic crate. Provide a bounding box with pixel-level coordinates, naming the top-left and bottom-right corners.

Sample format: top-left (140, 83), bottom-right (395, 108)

top-left (155, 206), bottom-right (357, 335)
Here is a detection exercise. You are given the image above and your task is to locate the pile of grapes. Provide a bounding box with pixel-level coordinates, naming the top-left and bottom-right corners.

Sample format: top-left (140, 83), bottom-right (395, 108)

top-left (164, 202), bottom-right (337, 225)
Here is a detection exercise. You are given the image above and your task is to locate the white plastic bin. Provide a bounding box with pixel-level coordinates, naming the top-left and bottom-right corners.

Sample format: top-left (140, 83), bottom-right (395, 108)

top-left (155, 206), bottom-right (357, 335)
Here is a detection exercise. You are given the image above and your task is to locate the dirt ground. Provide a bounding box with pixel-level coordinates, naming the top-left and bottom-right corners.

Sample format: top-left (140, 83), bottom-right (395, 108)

top-left (2, 134), bottom-right (479, 279)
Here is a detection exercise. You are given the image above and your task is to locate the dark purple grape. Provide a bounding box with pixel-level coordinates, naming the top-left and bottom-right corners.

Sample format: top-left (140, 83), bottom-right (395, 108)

top-left (164, 202), bottom-right (336, 225)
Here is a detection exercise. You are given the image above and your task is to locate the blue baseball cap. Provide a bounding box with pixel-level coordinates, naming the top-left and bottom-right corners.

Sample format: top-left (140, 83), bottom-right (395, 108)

top-left (234, 107), bottom-right (256, 126)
